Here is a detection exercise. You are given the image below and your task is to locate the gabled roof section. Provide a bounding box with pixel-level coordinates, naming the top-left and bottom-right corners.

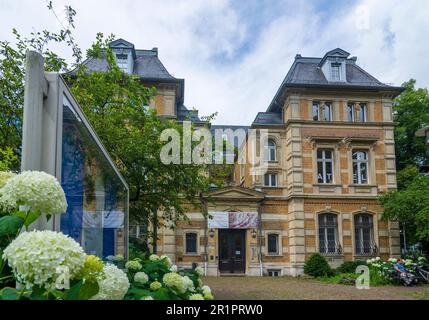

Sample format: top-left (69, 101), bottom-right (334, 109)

top-left (318, 48), bottom-right (350, 67)
top-left (209, 186), bottom-right (265, 201)
top-left (267, 49), bottom-right (405, 112)
top-left (109, 38), bottom-right (135, 49)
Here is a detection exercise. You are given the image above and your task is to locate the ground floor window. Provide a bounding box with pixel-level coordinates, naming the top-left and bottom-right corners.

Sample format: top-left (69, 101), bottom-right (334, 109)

top-left (354, 213), bottom-right (375, 255)
top-left (267, 233), bottom-right (279, 255)
top-left (185, 232), bottom-right (198, 254)
top-left (318, 213), bottom-right (338, 254)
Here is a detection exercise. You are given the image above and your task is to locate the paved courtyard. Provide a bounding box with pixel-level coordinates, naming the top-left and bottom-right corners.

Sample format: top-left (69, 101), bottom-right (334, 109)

top-left (203, 276), bottom-right (429, 300)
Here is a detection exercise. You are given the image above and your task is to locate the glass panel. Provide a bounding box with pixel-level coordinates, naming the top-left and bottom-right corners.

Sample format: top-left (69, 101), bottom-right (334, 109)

top-left (324, 104), bottom-right (332, 121)
top-left (268, 234), bottom-right (278, 254)
top-left (360, 104), bottom-right (366, 122)
top-left (61, 95), bottom-right (128, 259)
top-left (317, 162), bottom-right (324, 183)
top-left (359, 162), bottom-right (368, 183)
top-left (264, 174), bottom-right (270, 186)
top-left (270, 174), bottom-right (277, 186)
top-left (324, 150), bottom-right (332, 159)
top-left (353, 162), bottom-right (358, 184)
top-left (186, 233), bottom-right (197, 253)
top-left (312, 102), bottom-right (319, 121)
top-left (270, 147), bottom-right (276, 161)
top-left (347, 104), bottom-right (354, 122)
top-left (325, 162), bottom-right (333, 183)
top-left (319, 227), bottom-right (326, 253)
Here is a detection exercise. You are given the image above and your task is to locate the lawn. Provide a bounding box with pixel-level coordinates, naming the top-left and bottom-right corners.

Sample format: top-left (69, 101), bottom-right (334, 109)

top-left (203, 276), bottom-right (429, 300)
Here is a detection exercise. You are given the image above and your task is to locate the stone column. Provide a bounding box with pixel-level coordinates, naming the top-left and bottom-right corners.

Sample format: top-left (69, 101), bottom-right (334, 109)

top-left (287, 198), bottom-right (305, 276)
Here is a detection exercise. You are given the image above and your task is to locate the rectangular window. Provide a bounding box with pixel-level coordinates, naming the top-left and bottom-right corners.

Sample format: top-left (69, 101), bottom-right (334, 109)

top-left (352, 150), bottom-right (369, 184)
top-left (347, 103), bottom-right (367, 122)
top-left (318, 214), bottom-right (338, 254)
top-left (264, 173), bottom-right (277, 187)
top-left (313, 102), bottom-right (332, 121)
top-left (317, 149), bottom-right (334, 183)
top-left (267, 234), bottom-right (279, 255)
top-left (331, 63), bottom-right (341, 81)
top-left (116, 53), bottom-right (129, 73)
top-left (185, 233), bottom-right (197, 254)
top-left (354, 214), bottom-right (374, 255)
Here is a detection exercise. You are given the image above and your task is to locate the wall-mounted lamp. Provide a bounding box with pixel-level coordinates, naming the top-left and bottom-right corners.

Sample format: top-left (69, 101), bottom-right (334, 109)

top-left (251, 229), bottom-right (257, 239)
top-left (209, 228), bottom-right (215, 238)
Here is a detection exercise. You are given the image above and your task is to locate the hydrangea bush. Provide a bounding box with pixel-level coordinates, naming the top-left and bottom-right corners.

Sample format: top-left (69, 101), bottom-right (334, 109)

top-left (124, 254), bottom-right (214, 300)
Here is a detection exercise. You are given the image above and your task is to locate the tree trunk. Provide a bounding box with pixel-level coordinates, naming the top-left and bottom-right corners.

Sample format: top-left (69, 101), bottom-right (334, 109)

top-left (152, 208), bottom-right (158, 254)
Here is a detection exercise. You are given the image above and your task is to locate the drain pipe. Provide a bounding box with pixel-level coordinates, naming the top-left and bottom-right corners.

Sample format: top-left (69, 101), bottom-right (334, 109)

top-left (202, 194), bottom-right (208, 276)
top-left (257, 204), bottom-right (264, 277)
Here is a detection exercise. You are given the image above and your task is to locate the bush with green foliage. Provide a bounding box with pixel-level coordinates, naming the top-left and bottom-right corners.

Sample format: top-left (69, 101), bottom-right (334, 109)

top-left (303, 253), bottom-right (334, 278)
top-left (336, 260), bottom-right (367, 274)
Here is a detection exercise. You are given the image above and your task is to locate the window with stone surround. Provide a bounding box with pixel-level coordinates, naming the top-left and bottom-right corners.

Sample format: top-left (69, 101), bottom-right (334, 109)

top-left (317, 149), bottom-right (334, 183)
top-left (318, 213), bottom-right (338, 254)
top-left (115, 53), bottom-right (129, 73)
top-left (267, 233), bottom-right (279, 255)
top-left (264, 173), bottom-right (277, 187)
top-left (264, 139), bottom-right (277, 162)
top-left (185, 232), bottom-right (198, 254)
top-left (352, 150), bottom-right (369, 184)
top-left (354, 214), bottom-right (375, 255)
top-left (312, 101), bottom-right (332, 121)
top-left (347, 102), bottom-right (367, 122)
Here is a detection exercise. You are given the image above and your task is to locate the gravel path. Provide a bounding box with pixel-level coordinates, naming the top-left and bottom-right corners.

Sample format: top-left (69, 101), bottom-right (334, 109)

top-left (203, 276), bottom-right (429, 300)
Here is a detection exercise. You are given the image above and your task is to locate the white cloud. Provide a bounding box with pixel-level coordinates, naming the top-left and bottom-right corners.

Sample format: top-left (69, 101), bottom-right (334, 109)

top-left (0, 0), bottom-right (428, 125)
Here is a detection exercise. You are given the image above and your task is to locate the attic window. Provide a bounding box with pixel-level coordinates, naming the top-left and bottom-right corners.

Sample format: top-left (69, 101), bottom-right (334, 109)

top-left (330, 63), bottom-right (341, 81)
top-left (116, 53), bottom-right (129, 73)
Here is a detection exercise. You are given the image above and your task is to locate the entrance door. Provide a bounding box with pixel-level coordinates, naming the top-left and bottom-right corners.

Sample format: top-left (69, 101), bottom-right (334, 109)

top-left (218, 229), bottom-right (246, 273)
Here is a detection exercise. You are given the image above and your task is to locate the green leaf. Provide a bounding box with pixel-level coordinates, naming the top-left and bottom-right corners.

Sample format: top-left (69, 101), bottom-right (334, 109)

top-left (30, 285), bottom-right (48, 300)
top-left (0, 215), bottom-right (23, 237)
top-left (13, 210), bottom-right (40, 229)
top-left (0, 287), bottom-right (20, 300)
top-left (63, 280), bottom-right (83, 300)
top-left (78, 280), bottom-right (99, 300)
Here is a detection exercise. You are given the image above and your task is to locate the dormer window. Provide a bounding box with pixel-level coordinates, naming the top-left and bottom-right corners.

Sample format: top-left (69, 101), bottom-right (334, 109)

top-left (116, 53), bottom-right (129, 73)
top-left (330, 63), bottom-right (341, 81)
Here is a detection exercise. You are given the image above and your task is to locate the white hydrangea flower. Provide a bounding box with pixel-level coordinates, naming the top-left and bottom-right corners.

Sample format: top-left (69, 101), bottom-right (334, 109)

top-left (2, 230), bottom-right (86, 290)
top-left (125, 260), bottom-right (142, 271)
top-left (141, 296), bottom-right (154, 300)
top-left (201, 285), bottom-right (211, 295)
top-left (0, 171), bottom-right (67, 215)
top-left (149, 254), bottom-right (160, 262)
top-left (189, 293), bottom-right (204, 300)
top-left (182, 275), bottom-right (195, 292)
top-left (134, 272), bottom-right (149, 284)
top-left (375, 257), bottom-right (381, 261)
top-left (194, 266), bottom-right (204, 276)
top-left (388, 258), bottom-right (398, 263)
top-left (160, 254), bottom-right (172, 267)
top-left (92, 264), bottom-right (130, 300)
top-left (0, 171), bottom-right (16, 189)
top-left (169, 264), bottom-right (178, 272)
top-left (418, 256), bottom-right (426, 262)
top-left (163, 272), bottom-right (185, 293)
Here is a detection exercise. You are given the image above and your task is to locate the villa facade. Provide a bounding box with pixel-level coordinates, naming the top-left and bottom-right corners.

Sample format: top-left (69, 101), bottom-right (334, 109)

top-left (85, 40), bottom-right (403, 276)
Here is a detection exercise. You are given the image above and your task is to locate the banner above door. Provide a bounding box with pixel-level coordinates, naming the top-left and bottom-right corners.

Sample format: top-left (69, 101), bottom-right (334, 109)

top-left (208, 212), bottom-right (258, 229)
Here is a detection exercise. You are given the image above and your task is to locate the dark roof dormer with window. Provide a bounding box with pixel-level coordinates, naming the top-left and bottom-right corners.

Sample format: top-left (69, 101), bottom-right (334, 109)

top-left (264, 48), bottom-right (404, 115)
top-left (71, 38), bottom-right (203, 123)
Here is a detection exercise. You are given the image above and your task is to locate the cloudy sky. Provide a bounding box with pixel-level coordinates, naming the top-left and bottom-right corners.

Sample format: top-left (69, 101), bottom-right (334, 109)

top-left (1, 0), bottom-right (428, 124)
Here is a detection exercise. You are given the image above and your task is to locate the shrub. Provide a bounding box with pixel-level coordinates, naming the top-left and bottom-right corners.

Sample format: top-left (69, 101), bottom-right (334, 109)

top-left (304, 253), bottom-right (334, 278)
top-left (336, 260), bottom-right (367, 274)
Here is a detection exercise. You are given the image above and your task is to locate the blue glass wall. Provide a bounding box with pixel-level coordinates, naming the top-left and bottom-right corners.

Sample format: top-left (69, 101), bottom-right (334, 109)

top-left (60, 95), bottom-right (128, 258)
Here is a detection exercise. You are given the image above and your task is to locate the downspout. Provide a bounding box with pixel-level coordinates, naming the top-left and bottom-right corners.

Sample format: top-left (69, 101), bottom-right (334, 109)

top-left (201, 193), bottom-right (208, 276)
top-left (257, 203), bottom-right (264, 276)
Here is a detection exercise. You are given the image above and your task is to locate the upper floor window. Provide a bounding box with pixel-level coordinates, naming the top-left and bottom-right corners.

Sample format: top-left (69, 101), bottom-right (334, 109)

top-left (347, 103), bottom-right (367, 122)
top-left (330, 63), bottom-right (341, 81)
top-left (264, 173), bottom-right (277, 187)
top-left (312, 101), bottom-right (332, 121)
top-left (318, 213), bottom-right (338, 254)
top-left (354, 214), bottom-right (375, 255)
top-left (352, 150), bottom-right (369, 184)
top-left (116, 53), bottom-right (129, 73)
top-left (317, 149), bottom-right (333, 183)
top-left (185, 232), bottom-right (198, 254)
top-left (264, 139), bottom-right (276, 161)
top-left (267, 233), bottom-right (279, 255)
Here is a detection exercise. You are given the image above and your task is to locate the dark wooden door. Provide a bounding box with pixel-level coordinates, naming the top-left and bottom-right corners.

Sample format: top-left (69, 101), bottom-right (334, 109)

top-left (218, 229), bottom-right (246, 273)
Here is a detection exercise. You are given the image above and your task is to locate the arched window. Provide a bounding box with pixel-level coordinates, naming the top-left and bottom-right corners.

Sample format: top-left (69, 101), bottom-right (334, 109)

top-left (354, 213), bottom-right (375, 255)
top-left (318, 213), bottom-right (338, 254)
top-left (265, 139), bottom-right (276, 161)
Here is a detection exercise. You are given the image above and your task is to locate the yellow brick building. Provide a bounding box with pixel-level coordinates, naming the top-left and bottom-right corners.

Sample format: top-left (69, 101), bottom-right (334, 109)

top-left (94, 41), bottom-right (403, 276)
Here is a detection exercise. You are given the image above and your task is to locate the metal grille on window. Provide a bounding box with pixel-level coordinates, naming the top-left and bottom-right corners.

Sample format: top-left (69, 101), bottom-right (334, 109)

top-left (317, 149), bottom-right (333, 183)
top-left (354, 214), bottom-right (377, 255)
top-left (185, 233), bottom-right (197, 254)
top-left (352, 150), bottom-right (368, 184)
top-left (267, 234), bottom-right (279, 255)
top-left (318, 213), bottom-right (339, 254)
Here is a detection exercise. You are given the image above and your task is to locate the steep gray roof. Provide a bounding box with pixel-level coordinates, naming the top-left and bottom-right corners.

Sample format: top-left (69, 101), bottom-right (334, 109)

top-left (252, 112), bottom-right (283, 126)
top-left (267, 48), bottom-right (404, 112)
top-left (176, 105), bottom-right (205, 123)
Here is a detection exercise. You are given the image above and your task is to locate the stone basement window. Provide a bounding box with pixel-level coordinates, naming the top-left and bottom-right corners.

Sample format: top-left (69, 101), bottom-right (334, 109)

top-left (267, 269), bottom-right (282, 277)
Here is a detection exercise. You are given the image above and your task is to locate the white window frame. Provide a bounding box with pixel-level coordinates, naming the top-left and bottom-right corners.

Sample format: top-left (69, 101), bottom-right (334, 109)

top-left (330, 63), bottom-right (341, 81)
top-left (116, 53), bottom-right (129, 73)
top-left (317, 149), bottom-right (334, 184)
top-left (265, 139), bottom-right (277, 162)
top-left (352, 150), bottom-right (369, 184)
top-left (313, 101), bottom-right (332, 121)
top-left (264, 173), bottom-right (277, 187)
top-left (347, 103), bottom-right (367, 122)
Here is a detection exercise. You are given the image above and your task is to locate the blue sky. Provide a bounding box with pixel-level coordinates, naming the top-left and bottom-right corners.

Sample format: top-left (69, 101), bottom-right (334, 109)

top-left (1, 0), bottom-right (428, 125)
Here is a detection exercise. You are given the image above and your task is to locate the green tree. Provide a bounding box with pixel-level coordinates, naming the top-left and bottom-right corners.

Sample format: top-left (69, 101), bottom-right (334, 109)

top-left (394, 79), bottom-right (429, 171)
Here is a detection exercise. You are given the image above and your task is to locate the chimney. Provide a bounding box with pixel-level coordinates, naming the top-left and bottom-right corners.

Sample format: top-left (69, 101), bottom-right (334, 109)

top-left (152, 47), bottom-right (158, 56)
top-left (295, 54), bottom-right (302, 60)
top-left (350, 56), bottom-right (357, 63)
